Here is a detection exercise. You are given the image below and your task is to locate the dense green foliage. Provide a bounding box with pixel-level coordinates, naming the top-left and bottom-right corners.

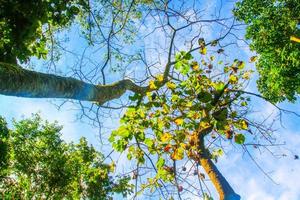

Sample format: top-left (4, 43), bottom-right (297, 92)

top-left (0, 0), bottom-right (88, 63)
top-left (0, 114), bottom-right (133, 199)
top-left (234, 0), bottom-right (300, 102)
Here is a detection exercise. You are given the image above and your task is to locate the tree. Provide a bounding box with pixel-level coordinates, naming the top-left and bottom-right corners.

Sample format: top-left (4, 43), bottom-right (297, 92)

top-left (0, 114), bottom-right (133, 199)
top-left (109, 49), bottom-right (256, 200)
top-left (0, 0), bottom-right (150, 104)
top-left (0, 0), bottom-right (296, 199)
top-left (234, 0), bottom-right (300, 102)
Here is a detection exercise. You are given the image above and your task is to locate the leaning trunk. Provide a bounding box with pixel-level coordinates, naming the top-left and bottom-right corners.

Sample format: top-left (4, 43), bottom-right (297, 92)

top-left (197, 133), bottom-right (240, 200)
top-left (0, 62), bottom-right (147, 105)
top-left (199, 155), bottom-right (241, 200)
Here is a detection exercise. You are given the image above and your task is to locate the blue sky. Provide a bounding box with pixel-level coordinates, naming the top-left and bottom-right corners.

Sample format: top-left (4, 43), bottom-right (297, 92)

top-left (1, 0), bottom-right (300, 199)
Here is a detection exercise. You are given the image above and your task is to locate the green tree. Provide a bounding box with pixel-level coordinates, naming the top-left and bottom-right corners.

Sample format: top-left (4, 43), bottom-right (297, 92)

top-left (0, 114), bottom-right (133, 199)
top-left (234, 0), bottom-right (300, 102)
top-left (0, 1), bottom-right (295, 199)
top-left (0, 0), bottom-right (89, 63)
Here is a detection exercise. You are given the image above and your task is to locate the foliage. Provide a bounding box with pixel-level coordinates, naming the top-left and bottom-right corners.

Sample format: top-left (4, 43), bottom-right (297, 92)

top-left (0, 114), bottom-right (133, 200)
top-left (109, 44), bottom-right (253, 194)
top-left (234, 0), bottom-right (300, 102)
top-left (0, 0), bottom-right (156, 64)
top-left (0, 117), bottom-right (9, 176)
top-left (0, 0), bottom-right (89, 63)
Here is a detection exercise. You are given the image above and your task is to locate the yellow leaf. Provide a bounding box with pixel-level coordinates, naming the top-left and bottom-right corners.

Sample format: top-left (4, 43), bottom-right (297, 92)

top-left (193, 112), bottom-right (200, 119)
top-left (109, 161), bottom-right (116, 172)
top-left (229, 74), bottom-right (238, 84)
top-left (188, 133), bottom-right (198, 147)
top-left (171, 147), bottom-right (184, 160)
top-left (162, 104), bottom-right (170, 114)
top-left (237, 61), bottom-right (245, 69)
top-left (200, 47), bottom-right (207, 55)
top-left (167, 82), bottom-right (176, 90)
top-left (200, 121), bottom-right (210, 129)
top-left (191, 61), bottom-right (199, 70)
top-left (149, 80), bottom-right (157, 89)
top-left (180, 143), bottom-right (187, 149)
top-left (175, 118), bottom-right (184, 126)
top-left (146, 92), bottom-right (152, 99)
top-left (241, 120), bottom-right (248, 130)
top-left (210, 56), bottom-right (215, 61)
top-left (161, 132), bottom-right (172, 143)
top-left (156, 74), bottom-right (164, 82)
top-left (186, 101), bottom-right (193, 107)
top-left (193, 64), bottom-right (199, 70)
top-left (242, 71), bottom-right (251, 80)
top-left (290, 36), bottom-right (300, 43)
top-left (202, 109), bottom-right (208, 118)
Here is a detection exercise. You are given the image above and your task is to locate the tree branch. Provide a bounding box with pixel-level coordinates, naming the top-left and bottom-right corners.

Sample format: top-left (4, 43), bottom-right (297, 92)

top-left (0, 62), bottom-right (148, 105)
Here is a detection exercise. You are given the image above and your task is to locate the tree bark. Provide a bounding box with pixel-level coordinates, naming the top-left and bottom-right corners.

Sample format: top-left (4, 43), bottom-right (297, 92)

top-left (198, 135), bottom-right (240, 200)
top-left (0, 62), bottom-right (147, 105)
top-left (199, 155), bottom-right (241, 200)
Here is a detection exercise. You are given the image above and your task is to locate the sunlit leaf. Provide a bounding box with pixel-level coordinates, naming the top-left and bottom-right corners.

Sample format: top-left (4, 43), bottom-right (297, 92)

top-left (161, 132), bottom-right (172, 143)
top-left (171, 147), bottom-right (184, 160)
top-left (229, 74), bottom-right (238, 84)
top-left (149, 80), bottom-right (157, 90)
top-left (174, 118), bottom-right (184, 126)
top-left (167, 82), bottom-right (176, 90)
top-left (200, 47), bottom-right (207, 55)
top-left (249, 56), bottom-right (257, 63)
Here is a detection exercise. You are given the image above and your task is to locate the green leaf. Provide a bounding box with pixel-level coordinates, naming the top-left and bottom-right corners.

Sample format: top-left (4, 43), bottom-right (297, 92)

top-left (234, 134), bottom-right (245, 144)
top-left (144, 138), bottom-right (154, 147)
top-left (214, 82), bottom-right (225, 92)
top-left (156, 157), bottom-right (165, 169)
top-left (241, 101), bottom-right (248, 106)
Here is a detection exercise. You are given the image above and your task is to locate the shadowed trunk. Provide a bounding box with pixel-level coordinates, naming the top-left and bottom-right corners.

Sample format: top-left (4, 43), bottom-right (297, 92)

top-left (0, 62), bottom-right (147, 105)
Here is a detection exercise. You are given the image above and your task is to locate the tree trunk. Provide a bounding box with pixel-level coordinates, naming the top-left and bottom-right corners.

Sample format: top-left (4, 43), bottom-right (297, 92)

top-left (197, 133), bottom-right (240, 200)
top-left (199, 155), bottom-right (241, 200)
top-left (0, 62), bottom-right (147, 105)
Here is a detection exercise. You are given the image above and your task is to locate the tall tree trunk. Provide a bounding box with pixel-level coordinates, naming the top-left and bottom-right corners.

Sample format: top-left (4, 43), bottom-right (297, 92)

top-left (199, 155), bottom-right (241, 200)
top-left (198, 135), bottom-right (240, 200)
top-left (0, 62), bottom-right (147, 104)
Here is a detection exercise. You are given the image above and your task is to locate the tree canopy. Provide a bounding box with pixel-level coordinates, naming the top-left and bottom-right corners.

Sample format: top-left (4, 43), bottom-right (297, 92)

top-left (0, 0), bottom-right (87, 63)
top-left (234, 0), bottom-right (300, 102)
top-left (0, 114), bottom-right (133, 199)
top-left (0, 0), bottom-right (299, 199)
